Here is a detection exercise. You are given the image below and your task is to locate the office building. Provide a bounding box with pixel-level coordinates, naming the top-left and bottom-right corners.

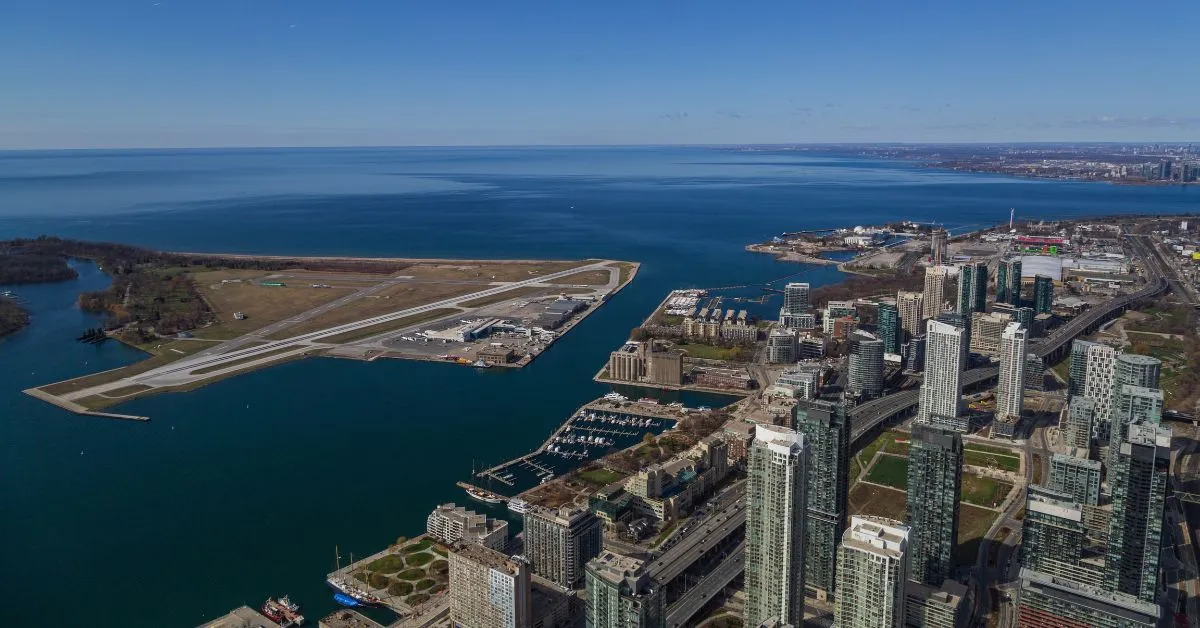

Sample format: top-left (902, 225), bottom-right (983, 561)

top-left (896, 291), bottom-right (925, 339)
top-left (916, 320), bottom-right (965, 430)
top-left (848, 331), bottom-right (885, 399)
top-left (1106, 384), bottom-right (1163, 475)
top-left (921, 265), bottom-right (949, 319)
top-left (1033, 275), bottom-right (1054, 314)
top-left (1049, 453), bottom-right (1101, 506)
top-left (996, 322), bottom-right (1027, 425)
top-left (956, 261), bottom-right (988, 314)
top-left (1017, 568), bottom-right (1159, 628)
top-left (968, 310), bottom-right (1012, 356)
top-left (524, 506), bottom-right (603, 589)
top-left (904, 336), bottom-right (925, 373)
top-left (834, 516), bottom-right (909, 628)
top-left (1106, 423), bottom-right (1171, 602)
top-left (448, 542), bottom-right (531, 628)
top-left (783, 282), bottom-right (811, 315)
top-left (877, 302), bottom-right (902, 354)
top-left (585, 551), bottom-right (664, 628)
top-left (794, 399), bottom-right (850, 599)
top-left (426, 503), bottom-right (509, 552)
top-left (997, 257), bottom-right (1022, 306)
top-left (767, 329), bottom-right (797, 364)
top-left (1063, 397), bottom-right (1096, 449)
top-left (906, 424), bottom-right (962, 586)
top-left (904, 580), bottom-right (968, 628)
top-left (1081, 342), bottom-right (1119, 439)
top-left (745, 425), bottom-right (808, 626)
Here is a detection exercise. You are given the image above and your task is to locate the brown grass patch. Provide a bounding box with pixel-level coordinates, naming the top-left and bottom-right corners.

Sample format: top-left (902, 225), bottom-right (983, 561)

top-left (401, 260), bottom-right (588, 282)
top-left (459, 286), bottom-right (549, 308)
top-left (545, 269), bottom-right (612, 286)
top-left (265, 283), bottom-right (478, 339)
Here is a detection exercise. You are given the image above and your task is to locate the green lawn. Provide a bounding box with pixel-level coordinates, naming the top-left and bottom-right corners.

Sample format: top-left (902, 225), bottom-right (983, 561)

top-left (866, 454), bottom-right (909, 490)
top-left (579, 468), bottom-right (626, 487)
top-left (849, 456), bottom-right (863, 481)
top-left (960, 473), bottom-right (1013, 508)
top-left (965, 443), bottom-right (1020, 457)
top-left (964, 449), bottom-right (1020, 473)
top-left (366, 554), bottom-right (406, 574)
top-left (857, 430), bottom-right (904, 465)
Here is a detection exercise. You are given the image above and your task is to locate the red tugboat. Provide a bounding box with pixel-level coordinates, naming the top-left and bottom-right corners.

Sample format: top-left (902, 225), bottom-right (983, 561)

top-left (261, 596), bottom-right (305, 627)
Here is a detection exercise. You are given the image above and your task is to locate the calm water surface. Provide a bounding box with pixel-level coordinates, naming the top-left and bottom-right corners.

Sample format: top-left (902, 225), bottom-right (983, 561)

top-left (1, 147), bottom-right (1196, 626)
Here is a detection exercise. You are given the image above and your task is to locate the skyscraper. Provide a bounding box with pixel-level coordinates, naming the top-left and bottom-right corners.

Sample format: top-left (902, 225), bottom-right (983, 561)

top-left (904, 335), bottom-right (926, 373)
top-left (524, 506), bottom-right (603, 589)
top-left (1033, 275), bottom-right (1054, 314)
top-left (1081, 342), bottom-right (1119, 439)
top-left (1014, 306), bottom-right (1035, 334)
top-left (1019, 490), bottom-right (1091, 584)
top-left (1106, 384), bottom-right (1164, 475)
top-left (896, 291), bottom-right (925, 340)
top-left (1063, 396), bottom-right (1096, 449)
top-left (956, 261), bottom-right (988, 314)
top-left (794, 399), bottom-right (850, 599)
top-left (996, 322), bottom-right (1027, 424)
top-left (996, 257), bottom-right (1022, 306)
top-left (916, 320), bottom-right (966, 431)
top-left (1067, 340), bottom-right (1096, 397)
top-left (448, 542), bottom-right (531, 628)
top-left (585, 551), bottom-right (664, 628)
top-left (834, 516), bottom-right (909, 628)
top-left (930, 229), bottom-right (947, 265)
top-left (848, 331), bottom-right (884, 400)
top-left (783, 282), bottom-right (811, 315)
top-left (877, 302), bottom-right (902, 354)
top-left (745, 424), bottom-right (808, 626)
top-left (1106, 422), bottom-right (1171, 602)
top-left (906, 424), bottom-right (963, 586)
top-left (922, 265), bottom-right (949, 319)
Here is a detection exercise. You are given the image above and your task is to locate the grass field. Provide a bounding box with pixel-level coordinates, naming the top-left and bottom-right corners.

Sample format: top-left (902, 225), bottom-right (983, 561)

top-left (955, 503), bottom-right (998, 564)
top-left (39, 338), bottom-right (213, 396)
top-left (320, 308), bottom-right (460, 344)
top-left (858, 430), bottom-right (905, 465)
top-left (965, 443), bottom-right (1020, 457)
top-left (192, 269), bottom-right (355, 339)
top-left (866, 454), bottom-right (909, 490)
top-left (402, 260), bottom-right (587, 282)
top-left (190, 346), bottom-right (306, 375)
top-left (265, 283), bottom-right (479, 339)
top-left (848, 482), bottom-right (907, 522)
top-left (545, 269), bottom-right (612, 285)
top-left (97, 384), bottom-right (152, 398)
top-left (578, 468), bottom-right (627, 487)
top-left (964, 449), bottom-right (1021, 473)
top-left (458, 286), bottom-right (547, 308)
top-left (677, 342), bottom-right (751, 362)
top-left (609, 261), bottom-right (636, 286)
top-left (960, 474), bottom-right (1013, 508)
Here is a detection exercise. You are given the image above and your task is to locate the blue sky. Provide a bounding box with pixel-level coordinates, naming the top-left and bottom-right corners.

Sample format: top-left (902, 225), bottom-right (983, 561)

top-left (2, 1), bottom-right (1197, 148)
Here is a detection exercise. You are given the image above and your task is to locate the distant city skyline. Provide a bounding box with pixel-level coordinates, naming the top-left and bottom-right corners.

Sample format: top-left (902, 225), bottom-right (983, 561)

top-left (3, 1), bottom-right (1200, 149)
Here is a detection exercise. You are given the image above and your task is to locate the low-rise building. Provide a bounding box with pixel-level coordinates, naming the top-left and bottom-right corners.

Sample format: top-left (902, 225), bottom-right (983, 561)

top-left (767, 329), bottom-right (796, 363)
top-left (426, 503), bottom-right (509, 552)
top-left (623, 434), bottom-right (729, 523)
top-left (693, 367), bottom-right (755, 390)
top-left (904, 579), bottom-right (968, 628)
top-left (477, 345), bottom-right (517, 365)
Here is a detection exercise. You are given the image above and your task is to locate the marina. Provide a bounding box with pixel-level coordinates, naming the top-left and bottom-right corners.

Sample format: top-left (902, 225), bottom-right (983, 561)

top-left (466, 394), bottom-right (691, 499)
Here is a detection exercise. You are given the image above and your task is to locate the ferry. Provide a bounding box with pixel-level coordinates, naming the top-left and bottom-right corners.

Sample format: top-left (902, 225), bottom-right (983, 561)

top-left (261, 596), bottom-right (306, 626)
top-left (602, 392), bottom-right (628, 402)
top-left (326, 577), bottom-right (384, 607)
top-left (465, 485), bottom-right (505, 504)
top-left (473, 359), bottom-right (491, 369)
top-left (508, 498), bottom-right (530, 515)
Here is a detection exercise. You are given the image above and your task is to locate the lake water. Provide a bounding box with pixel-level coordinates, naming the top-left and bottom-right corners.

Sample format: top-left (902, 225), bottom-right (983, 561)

top-left (1, 146), bottom-right (1196, 627)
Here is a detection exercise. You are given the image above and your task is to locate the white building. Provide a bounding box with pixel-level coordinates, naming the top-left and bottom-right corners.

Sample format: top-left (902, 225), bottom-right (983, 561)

top-left (897, 291), bottom-right (925, 339)
top-left (1081, 343), bottom-right (1118, 439)
top-left (922, 266), bottom-right (950, 320)
top-left (996, 323), bottom-right (1028, 424)
top-left (782, 282), bottom-right (811, 315)
top-left (917, 320), bottom-right (966, 431)
top-left (835, 516), bottom-right (909, 628)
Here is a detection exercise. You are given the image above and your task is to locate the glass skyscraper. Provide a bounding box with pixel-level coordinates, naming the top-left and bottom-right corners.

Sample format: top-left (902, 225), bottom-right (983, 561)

top-left (906, 423), bottom-right (963, 586)
top-left (745, 424), bottom-right (808, 626)
top-left (793, 399), bottom-right (849, 599)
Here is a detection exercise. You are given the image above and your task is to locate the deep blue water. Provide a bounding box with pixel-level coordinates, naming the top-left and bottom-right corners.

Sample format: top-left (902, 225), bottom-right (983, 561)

top-left (0, 147), bottom-right (1196, 627)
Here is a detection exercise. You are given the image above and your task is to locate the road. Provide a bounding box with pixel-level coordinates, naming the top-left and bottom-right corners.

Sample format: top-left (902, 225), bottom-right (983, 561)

top-left (59, 261), bottom-right (618, 398)
top-left (649, 495), bottom-right (746, 586)
top-left (665, 540), bottom-right (745, 627)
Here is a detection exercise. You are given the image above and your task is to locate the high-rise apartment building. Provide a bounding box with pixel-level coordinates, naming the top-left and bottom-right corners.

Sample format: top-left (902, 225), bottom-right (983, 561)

top-left (823, 301), bottom-right (858, 335)
top-left (896, 291), bottom-right (925, 340)
top-left (745, 424), bottom-right (808, 626)
top-left (1033, 275), bottom-right (1054, 314)
top-left (448, 542), bottom-right (531, 628)
top-left (906, 424), bottom-right (962, 586)
top-left (1081, 343), bottom-right (1119, 439)
top-left (1106, 422), bottom-right (1171, 602)
top-left (968, 310), bottom-right (1012, 356)
top-left (794, 399), bottom-right (850, 599)
top-left (1017, 568), bottom-right (1159, 628)
top-left (585, 551), bottom-right (664, 628)
top-left (877, 302), bottom-right (902, 355)
top-left (834, 516), bottom-right (909, 628)
top-left (848, 331), bottom-right (884, 399)
top-left (956, 261), bottom-right (988, 314)
top-left (904, 335), bottom-right (926, 373)
top-left (996, 323), bottom-right (1027, 425)
top-left (783, 282), bottom-right (811, 315)
top-left (930, 229), bottom-right (947, 265)
top-left (767, 329), bottom-right (797, 364)
top-left (922, 265), bottom-right (949, 320)
top-left (904, 580), bottom-right (968, 628)
top-left (1067, 340), bottom-right (1096, 397)
top-left (524, 506), bottom-right (603, 589)
top-left (996, 258), bottom-right (1022, 305)
top-left (916, 320), bottom-right (966, 431)
top-left (1019, 490), bottom-right (1092, 584)
top-left (1106, 384), bottom-right (1163, 476)
top-left (1063, 396), bottom-right (1096, 449)
top-left (1014, 306), bottom-right (1035, 334)
top-left (1049, 453), bottom-right (1101, 506)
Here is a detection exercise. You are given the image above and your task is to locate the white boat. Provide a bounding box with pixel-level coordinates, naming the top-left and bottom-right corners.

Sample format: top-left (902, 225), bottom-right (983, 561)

top-left (508, 498), bottom-right (530, 514)
top-left (473, 359), bottom-right (491, 368)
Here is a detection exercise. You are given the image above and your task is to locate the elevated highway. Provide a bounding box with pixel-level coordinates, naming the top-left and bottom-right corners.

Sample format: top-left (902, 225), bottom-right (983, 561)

top-left (666, 540), bottom-right (745, 627)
